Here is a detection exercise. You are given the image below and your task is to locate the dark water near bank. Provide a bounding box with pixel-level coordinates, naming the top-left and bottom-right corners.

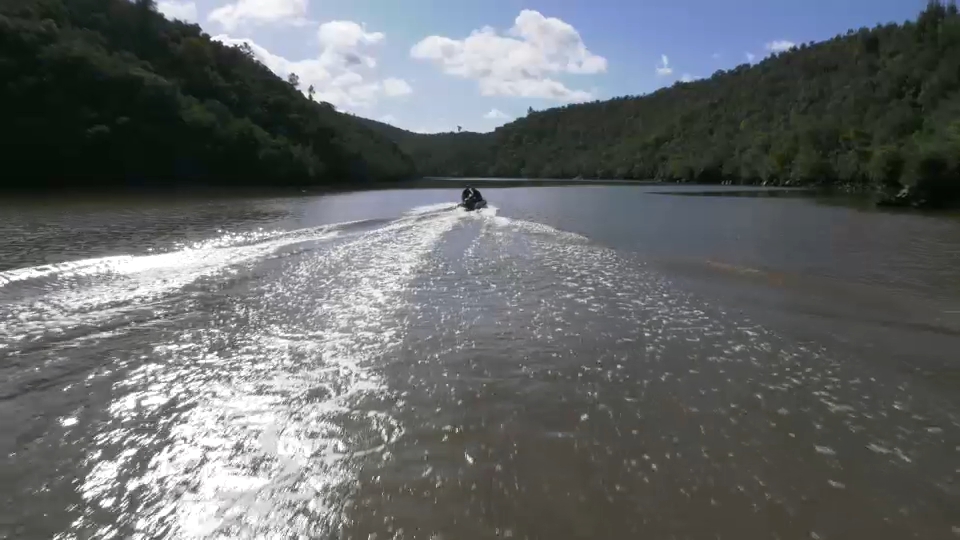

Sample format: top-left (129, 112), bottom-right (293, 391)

top-left (2, 184), bottom-right (960, 539)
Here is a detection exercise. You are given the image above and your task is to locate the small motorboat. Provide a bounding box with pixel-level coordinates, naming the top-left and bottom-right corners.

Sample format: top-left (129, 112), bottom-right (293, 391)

top-left (459, 185), bottom-right (487, 211)
top-left (459, 198), bottom-right (487, 211)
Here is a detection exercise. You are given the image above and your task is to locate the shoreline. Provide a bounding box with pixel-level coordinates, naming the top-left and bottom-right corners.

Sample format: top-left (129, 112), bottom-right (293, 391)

top-left (2, 177), bottom-right (956, 215)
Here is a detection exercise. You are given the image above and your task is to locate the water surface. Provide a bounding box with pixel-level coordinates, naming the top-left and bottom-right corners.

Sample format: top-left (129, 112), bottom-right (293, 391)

top-left (2, 184), bottom-right (959, 539)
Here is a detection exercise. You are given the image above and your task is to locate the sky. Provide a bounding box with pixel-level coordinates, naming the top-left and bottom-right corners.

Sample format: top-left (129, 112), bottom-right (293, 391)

top-left (156, 0), bottom-right (928, 134)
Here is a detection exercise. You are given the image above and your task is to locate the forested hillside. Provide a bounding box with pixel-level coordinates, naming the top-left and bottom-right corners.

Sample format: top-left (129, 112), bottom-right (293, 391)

top-left (3, 0), bottom-right (958, 206)
top-left (354, 116), bottom-right (494, 178)
top-left (0, 0), bottom-right (414, 190)
top-left (394, 2), bottom-right (960, 207)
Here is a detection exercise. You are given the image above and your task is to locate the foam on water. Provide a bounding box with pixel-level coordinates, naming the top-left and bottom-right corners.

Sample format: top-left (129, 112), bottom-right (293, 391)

top-left (0, 218), bottom-right (379, 291)
top-left (404, 201), bottom-right (462, 216)
top-left (0, 256), bottom-right (136, 287)
top-left (0, 225), bottom-right (354, 347)
top-left (491, 214), bottom-right (587, 241)
top-left (405, 201), bottom-right (501, 219)
top-left (6, 200), bottom-right (959, 540)
top-left (52, 206), bottom-right (468, 539)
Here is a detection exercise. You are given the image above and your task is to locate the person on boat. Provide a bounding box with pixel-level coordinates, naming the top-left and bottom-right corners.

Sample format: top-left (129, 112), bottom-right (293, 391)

top-left (461, 185), bottom-right (483, 205)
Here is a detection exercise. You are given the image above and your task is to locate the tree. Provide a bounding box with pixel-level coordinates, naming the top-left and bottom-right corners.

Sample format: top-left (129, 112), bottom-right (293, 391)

top-left (134, 0), bottom-right (157, 12)
top-left (0, 0), bottom-right (416, 191)
top-left (287, 72), bottom-right (300, 89)
top-left (374, 1), bottom-right (960, 207)
top-left (307, 84), bottom-right (315, 101)
top-left (237, 42), bottom-right (255, 59)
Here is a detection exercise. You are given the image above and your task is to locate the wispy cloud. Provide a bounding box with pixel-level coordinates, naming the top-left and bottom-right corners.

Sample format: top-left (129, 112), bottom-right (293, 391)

top-left (680, 73), bottom-right (700, 83)
top-left (765, 40), bottom-right (796, 53)
top-left (379, 114), bottom-right (398, 124)
top-left (745, 52), bottom-right (756, 63)
top-left (711, 52), bottom-right (722, 60)
top-left (655, 54), bottom-right (673, 77)
top-left (382, 78), bottom-right (412, 97)
top-left (483, 108), bottom-right (511, 120)
top-left (209, 0), bottom-right (311, 30)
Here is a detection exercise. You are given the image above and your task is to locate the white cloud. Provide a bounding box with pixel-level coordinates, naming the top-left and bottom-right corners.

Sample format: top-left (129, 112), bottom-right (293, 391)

top-left (315, 21), bottom-right (384, 69)
top-left (209, 0), bottom-right (310, 30)
top-left (379, 114), bottom-right (398, 125)
top-left (655, 54), bottom-right (673, 76)
top-left (318, 20), bottom-right (384, 51)
top-left (745, 52), bottom-right (756, 63)
top-left (478, 78), bottom-right (592, 101)
top-left (157, 0), bottom-right (197, 21)
top-left (410, 9), bottom-right (605, 102)
top-left (382, 78), bottom-right (413, 97)
top-left (483, 108), bottom-right (511, 120)
top-left (680, 73), bottom-right (700, 83)
top-left (766, 40), bottom-right (796, 53)
top-left (212, 22), bottom-right (410, 110)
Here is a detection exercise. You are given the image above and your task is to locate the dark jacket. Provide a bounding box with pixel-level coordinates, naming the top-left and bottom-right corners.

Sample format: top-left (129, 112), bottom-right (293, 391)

top-left (462, 187), bottom-right (482, 201)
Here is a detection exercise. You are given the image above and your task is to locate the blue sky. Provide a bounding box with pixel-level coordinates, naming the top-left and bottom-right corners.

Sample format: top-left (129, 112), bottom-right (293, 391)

top-left (157, 0), bottom-right (926, 133)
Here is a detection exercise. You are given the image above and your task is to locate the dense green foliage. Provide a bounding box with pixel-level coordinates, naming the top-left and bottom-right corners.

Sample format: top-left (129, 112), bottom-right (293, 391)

top-left (392, 2), bottom-right (960, 207)
top-left (354, 116), bottom-right (494, 178)
top-left (0, 0), bottom-right (414, 189)
top-left (3, 0), bottom-right (958, 206)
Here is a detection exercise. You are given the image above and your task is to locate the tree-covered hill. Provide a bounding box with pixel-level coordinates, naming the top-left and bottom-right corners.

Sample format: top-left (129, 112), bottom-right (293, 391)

top-left (4, 0), bottom-right (958, 207)
top-left (382, 2), bottom-right (960, 208)
top-left (353, 116), bottom-right (494, 178)
top-left (0, 0), bottom-right (415, 190)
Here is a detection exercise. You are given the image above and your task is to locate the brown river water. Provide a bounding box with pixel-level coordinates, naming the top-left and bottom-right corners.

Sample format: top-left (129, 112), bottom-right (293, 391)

top-left (1, 183), bottom-right (959, 539)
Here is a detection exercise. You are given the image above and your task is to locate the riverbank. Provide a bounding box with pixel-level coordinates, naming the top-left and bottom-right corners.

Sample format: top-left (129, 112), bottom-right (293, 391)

top-left (418, 175), bottom-right (960, 211)
top-left (0, 177), bottom-right (658, 203)
top-left (4, 175), bottom-right (956, 217)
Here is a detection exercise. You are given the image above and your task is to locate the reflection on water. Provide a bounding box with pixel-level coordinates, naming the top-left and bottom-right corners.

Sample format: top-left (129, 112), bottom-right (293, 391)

top-left (1, 187), bottom-right (960, 539)
top-left (650, 187), bottom-right (815, 198)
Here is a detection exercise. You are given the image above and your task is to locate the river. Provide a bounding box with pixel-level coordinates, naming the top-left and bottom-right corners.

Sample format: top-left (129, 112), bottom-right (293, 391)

top-left (1, 183), bottom-right (959, 539)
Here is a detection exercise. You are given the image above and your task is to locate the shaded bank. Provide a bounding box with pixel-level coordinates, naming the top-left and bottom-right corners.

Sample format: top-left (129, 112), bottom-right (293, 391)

top-left (0, 177), bottom-right (658, 202)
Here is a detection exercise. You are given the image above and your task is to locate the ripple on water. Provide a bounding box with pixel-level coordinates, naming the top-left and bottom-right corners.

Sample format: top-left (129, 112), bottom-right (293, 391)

top-left (342, 216), bottom-right (960, 540)
top-left (45, 210), bottom-right (465, 538)
top-left (4, 205), bottom-right (960, 540)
